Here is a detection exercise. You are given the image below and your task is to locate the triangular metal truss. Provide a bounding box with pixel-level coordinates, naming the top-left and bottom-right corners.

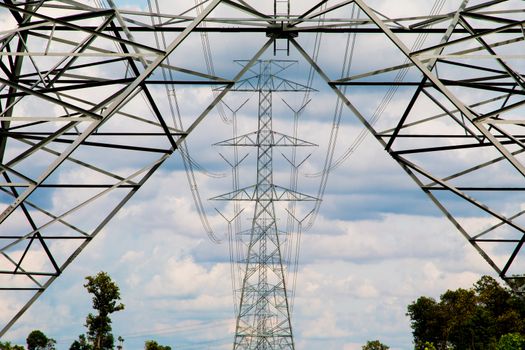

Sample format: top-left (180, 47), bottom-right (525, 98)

top-left (1, 0), bottom-right (525, 342)
top-left (210, 184), bottom-right (317, 201)
top-left (213, 130), bottom-right (317, 147)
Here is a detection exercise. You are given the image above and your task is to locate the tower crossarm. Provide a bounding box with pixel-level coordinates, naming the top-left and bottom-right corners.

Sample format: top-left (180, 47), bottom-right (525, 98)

top-left (214, 131), bottom-right (317, 147)
top-left (211, 184), bottom-right (317, 202)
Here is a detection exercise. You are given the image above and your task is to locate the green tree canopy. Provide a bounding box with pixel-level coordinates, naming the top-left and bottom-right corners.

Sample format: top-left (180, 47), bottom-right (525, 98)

top-left (362, 340), bottom-right (389, 350)
top-left (83, 271), bottom-right (125, 350)
top-left (497, 333), bottom-right (525, 350)
top-left (69, 335), bottom-right (93, 350)
top-left (26, 330), bottom-right (56, 350)
top-left (407, 275), bottom-right (525, 350)
top-left (0, 341), bottom-right (24, 350)
top-left (414, 341), bottom-right (436, 350)
top-left (144, 340), bottom-right (172, 350)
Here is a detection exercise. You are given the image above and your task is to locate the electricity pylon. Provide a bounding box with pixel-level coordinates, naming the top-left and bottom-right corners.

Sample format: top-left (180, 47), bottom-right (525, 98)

top-left (2, 0), bottom-right (525, 341)
top-left (212, 60), bottom-right (316, 348)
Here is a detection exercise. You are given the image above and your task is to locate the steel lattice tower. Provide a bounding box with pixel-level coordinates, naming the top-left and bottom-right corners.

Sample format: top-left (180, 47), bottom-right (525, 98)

top-left (236, 61), bottom-right (294, 350)
top-left (212, 60), bottom-right (316, 349)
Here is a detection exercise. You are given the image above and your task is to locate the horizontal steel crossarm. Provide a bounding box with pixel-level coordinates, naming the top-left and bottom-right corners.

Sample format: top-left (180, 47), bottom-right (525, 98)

top-left (0, 52), bottom-right (156, 58)
top-left (214, 130), bottom-right (317, 147)
top-left (4, 130), bottom-right (184, 139)
top-left (0, 116), bottom-right (97, 122)
top-left (236, 228), bottom-right (288, 237)
top-left (0, 183), bottom-right (140, 188)
top-left (389, 136), bottom-right (525, 156)
top-left (329, 81), bottom-right (525, 94)
top-left (92, 2), bottom-right (520, 27)
top-left (21, 2), bottom-right (525, 36)
top-left (7, 77), bottom-right (230, 104)
top-left (211, 184), bottom-right (317, 201)
top-left (2, 78), bottom-right (235, 87)
top-left (5, 131), bottom-right (177, 156)
top-left (19, 26), bottom-right (525, 34)
top-left (233, 76), bottom-right (315, 92)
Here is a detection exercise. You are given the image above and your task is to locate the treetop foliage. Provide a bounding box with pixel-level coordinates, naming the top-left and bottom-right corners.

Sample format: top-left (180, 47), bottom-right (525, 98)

top-left (144, 340), bottom-right (172, 350)
top-left (69, 334), bottom-right (93, 350)
top-left (83, 272), bottom-right (125, 350)
top-left (362, 339), bottom-right (390, 350)
top-left (0, 341), bottom-right (24, 350)
top-left (26, 330), bottom-right (56, 350)
top-left (407, 275), bottom-right (525, 350)
top-left (84, 272), bottom-right (125, 316)
top-left (496, 333), bottom-right (525, 350)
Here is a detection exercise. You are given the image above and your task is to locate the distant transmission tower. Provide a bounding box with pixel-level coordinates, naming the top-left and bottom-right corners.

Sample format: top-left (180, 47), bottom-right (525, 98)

top-left (212, 60), bottom-right (316, 348)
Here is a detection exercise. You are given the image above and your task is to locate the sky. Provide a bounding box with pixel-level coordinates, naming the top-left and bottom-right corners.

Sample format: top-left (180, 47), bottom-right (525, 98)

top-left (0, 0), bottom-right (521, 349)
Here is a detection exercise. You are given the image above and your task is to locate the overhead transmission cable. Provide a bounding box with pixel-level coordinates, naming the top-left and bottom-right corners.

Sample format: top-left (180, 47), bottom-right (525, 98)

top-left (218, 99), bottom-right (250, 314)
top-left (117, 319), bottom-right (232, 339)
top-left (324, 0), bottom-right (447, 172)
top-left (194, 0), bottom-right (230, 124)
top-left (304, 0), bottom-right (447, 230)
top-left (284, 1), bottom-right (328, 313)
top-left (303, 3), bottom-right (359, 230)
top-left (146, 0), bottom-right (222, 243)
top-left (309, 0), bottom-right (448, 176)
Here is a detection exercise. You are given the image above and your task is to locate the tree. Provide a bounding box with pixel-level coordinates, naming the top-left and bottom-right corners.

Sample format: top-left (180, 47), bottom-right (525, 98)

top-left (407, 276), bottom-right (525, 350)
top-left (144, 340), bottom-right (172, 350)
top-left (497, 333), bottom-right (525, 350)
top-left (116, 336), bottom-right (124, 350)
top-left (0, 341), bottom-right (24, 350)
top-left (439, 288), bottom-right (479, 349)
top-left (407, 296), bottom-right (446, 348)
top-left (414, 341), bottom-right (436, 350)
top-left (362, 340), bottom-right (389, 350)
top-left (69, 335), bottom-right (93, 350)
top-left (27, 330), bottom-right (56, 350)
top-left (83, 271), bottom-right (125, 350)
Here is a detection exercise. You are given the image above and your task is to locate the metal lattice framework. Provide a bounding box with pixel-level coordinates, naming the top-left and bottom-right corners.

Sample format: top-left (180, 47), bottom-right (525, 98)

top-left (1, 0), bottom-right (525, 345)
top-left (212, 60), bottom-right (316, 349)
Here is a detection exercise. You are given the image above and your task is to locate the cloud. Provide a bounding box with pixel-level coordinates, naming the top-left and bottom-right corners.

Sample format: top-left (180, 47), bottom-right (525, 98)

top-left (145, 257), bottom-right (230, 298)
